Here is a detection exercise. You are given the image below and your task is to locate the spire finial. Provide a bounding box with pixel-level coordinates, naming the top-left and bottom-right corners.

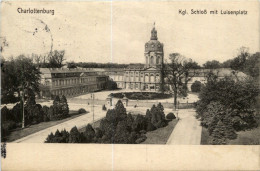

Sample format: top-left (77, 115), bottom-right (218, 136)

top-left (151, 22), bottom-right (158, 40)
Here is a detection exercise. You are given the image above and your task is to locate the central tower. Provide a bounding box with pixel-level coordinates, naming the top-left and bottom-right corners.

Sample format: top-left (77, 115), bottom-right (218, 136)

top-left (144, 24), bottom-right (164, 68)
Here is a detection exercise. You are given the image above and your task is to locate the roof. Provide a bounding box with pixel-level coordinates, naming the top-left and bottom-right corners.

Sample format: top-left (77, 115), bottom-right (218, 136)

top-left (39, 68), bottom-right (108, 79)
top-left (188, 68), bottom-right (247, 77)
top-left (40, 67), bottom-right (97, 74)
top-left (126, 63), bottom-right (145, 69)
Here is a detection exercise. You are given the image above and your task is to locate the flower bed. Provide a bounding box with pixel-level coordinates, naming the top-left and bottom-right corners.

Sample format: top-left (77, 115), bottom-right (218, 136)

top-left (109, 92), bottom-right (172, 100)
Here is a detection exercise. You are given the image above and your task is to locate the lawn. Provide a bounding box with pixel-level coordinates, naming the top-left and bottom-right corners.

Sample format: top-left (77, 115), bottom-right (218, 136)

top-left (79, 117), bottom-right (178, 144)
top-left (200, 126), bottom-right (260, 145)
top-left (109, 92), bottom-right (172, 100)
top-left (227, 127), bottom-right (260, 145)
top-left (4, 110), bottom-right (89, 142)
top-left (141, 119), bottom-right (178, 144)
top-left (200, 127), bottom-right (210, 145)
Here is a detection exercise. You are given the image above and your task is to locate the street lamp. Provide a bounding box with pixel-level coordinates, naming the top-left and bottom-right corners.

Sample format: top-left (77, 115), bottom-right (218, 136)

top-left (91, 93), bottom-right (95, 127)
top-left (18, 85), bottom-right (25, 129)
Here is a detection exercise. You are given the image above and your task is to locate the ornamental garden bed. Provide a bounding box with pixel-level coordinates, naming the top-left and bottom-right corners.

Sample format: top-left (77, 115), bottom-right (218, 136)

top-left (45, 101), bottom-right (178, 144)
top-left (109, 92), bottom-right (172, 100)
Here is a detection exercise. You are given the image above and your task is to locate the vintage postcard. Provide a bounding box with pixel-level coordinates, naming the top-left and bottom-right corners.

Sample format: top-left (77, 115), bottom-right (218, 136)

top-left (1, 0), bottom-right (259, 170)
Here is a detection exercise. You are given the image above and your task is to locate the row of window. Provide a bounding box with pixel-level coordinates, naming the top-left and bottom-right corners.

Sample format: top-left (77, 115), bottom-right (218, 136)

top-left (125, 75), bottom-right (160, 83)
top-left (53, 77), bottom-right (97, 86)
top-left (51, 85), bottom-right (98, 96)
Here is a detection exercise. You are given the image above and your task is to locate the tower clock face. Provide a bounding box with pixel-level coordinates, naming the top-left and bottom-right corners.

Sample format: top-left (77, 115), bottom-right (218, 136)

top-left (145, 45), bottom-right (148, 48)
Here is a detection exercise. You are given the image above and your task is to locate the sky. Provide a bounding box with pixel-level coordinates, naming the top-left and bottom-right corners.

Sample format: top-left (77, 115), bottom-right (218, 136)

top-left (1, 1), bottom-right (259, 65)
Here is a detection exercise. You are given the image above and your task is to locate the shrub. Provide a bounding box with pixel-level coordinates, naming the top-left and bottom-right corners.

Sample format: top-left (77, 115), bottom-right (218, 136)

top-left (107, 79), bottom-right (118, 90)
top-left (150, 104), bottom-right (166, 128)
top-left (1, 106), bottom-right (12, 122)
top-left (102, 105), bottom-right (107, 111)
top-left (146, 121), bottom-right (156, 131)
top-left (109, 92), bottom-right (172, 100)
top-left (1, 94), bottom-right (19, 104)
top-left (48, 106), bottom-right (55, 120)
top-left (128, 131), bottom-right (138, 144)
top-left (197, 75), bottom-right (259, 131)
top-left (132, 115), bottom-right (147, 132)
top-left (95, 128), bottom-right (103, 139)
top-left (42, 106), bottom-right (50, 122)
top-left (106, 100), bottom-right (127, 126)
top-left (126, 114), bottom-right (134, 131)
top-left (83, 124), bottom-right (95, 143)
top-left (45, 132), bottom-right (55, 143)
top-left (1, 120), bottom-right (16, 140)
top-left (114, 120), bottom-right (131, 144)
top-left (191, 81), bottom-right (202, 92)
top-left (60, 95), bottom-right (69, 116)
top-left (166, 113), bottom-right (176, 120)
top-left (69, 126), bottom-right (82, 143)
top-left (11, 103), bottom-right (23, 122)
top-left (60, 129), bottom-right (70, 143)
top-left (135, 134), bottom-right (147, 144)
top-left (145, 109), bottom-right (152, 121)
top-left (78, 108), bottom-right (87, 114)
top-left (208, 121), bottom-right (227, 145)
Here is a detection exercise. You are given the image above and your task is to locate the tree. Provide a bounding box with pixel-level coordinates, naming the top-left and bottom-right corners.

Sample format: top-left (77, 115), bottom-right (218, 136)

top-left (208, 120), bottom-right (227, 145)
top-left (84, 124), bottom-right (95, 143)
top-left (68, 126), bottom-right (82, 143)
top-left (203, 60), bottom-right (221, 69)
top-left (114, 120), bottom-right (131, 144)
top-left (230, 47), bottom-right (249, 71)
top-left (1, 56), bottom-right (40, 105)
top-left (48, 50), bottom-right (65, 68)
top-left (0, 36), bottom-right (8, 53)
top-left (196, 72), bottom-right (259, 134)
top-left (107, 79), bottom-right (118, 90)
top-left (15, 56), bottom-right (41, 97)
top-left (67, 62), bottom-right (77, 68)
top-left (243, 52), bottom-right (260, 78)
top-left (191, 81), bottom-right (202, 92)
top-left (164, 53), bottom-right (197, 110)
top-left (60, 95), bottom-right (69, 116)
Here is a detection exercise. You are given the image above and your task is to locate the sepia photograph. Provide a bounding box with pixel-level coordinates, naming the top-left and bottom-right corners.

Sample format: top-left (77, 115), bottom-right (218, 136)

top-left (1, 0), bottom-right (259, 170)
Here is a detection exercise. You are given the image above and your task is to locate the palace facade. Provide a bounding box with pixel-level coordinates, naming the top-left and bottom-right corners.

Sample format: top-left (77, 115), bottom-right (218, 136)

top-left (105, 26), bottom-right (164, 91)
top-left (39, 68), bottom-right (108, 99)
top-left (39, 25), bottom-right (247, 98)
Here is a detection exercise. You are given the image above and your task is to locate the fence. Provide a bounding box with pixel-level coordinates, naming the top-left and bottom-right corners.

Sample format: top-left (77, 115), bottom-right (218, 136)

top-left (68, 98), bottom-right (195, 109)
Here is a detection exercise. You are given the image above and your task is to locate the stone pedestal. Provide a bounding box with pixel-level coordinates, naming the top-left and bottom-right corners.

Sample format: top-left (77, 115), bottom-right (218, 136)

top-left (122, 96), bottom-right (128, 107)
top-left (106, 97), bottom-right (112, 108)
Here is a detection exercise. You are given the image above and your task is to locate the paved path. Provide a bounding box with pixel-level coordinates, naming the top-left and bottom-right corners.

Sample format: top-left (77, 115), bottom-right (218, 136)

top-left (14, 104), bottom-right (107, 143)
top-left (166, 109), bottom-right (202, 145)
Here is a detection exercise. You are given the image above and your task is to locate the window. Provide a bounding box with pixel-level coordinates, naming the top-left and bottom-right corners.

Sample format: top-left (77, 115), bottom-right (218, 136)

top-left (150, 74), bottom-right (155, 82)
top-left (145, 74), bottom-right (149, 82)
top-left (150, 56), bottom-right (154, 65)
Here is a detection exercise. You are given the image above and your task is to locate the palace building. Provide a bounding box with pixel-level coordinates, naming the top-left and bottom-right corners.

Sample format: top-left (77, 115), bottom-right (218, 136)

top-left (106, 25), bottom-right (164, 91)
top-left (104, 25), bottom-right (247, 91)
top-left (39, 68), bottom-right (108, 99)
top-left (39, 25), bottom-right (247, 98)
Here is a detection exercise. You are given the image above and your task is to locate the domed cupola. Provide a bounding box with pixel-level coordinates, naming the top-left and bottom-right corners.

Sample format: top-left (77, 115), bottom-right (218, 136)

top-left (144, 23), bottom-right (164, 68)
top-left (151, 27), bottom-right (158, 40)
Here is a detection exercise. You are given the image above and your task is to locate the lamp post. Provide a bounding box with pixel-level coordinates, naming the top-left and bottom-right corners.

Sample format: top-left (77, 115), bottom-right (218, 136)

top-left (91, 93), bottom-right (95, 127)
top-left (18, 85), bottom-right (25, 129)
top-left (176, 100), bottom-right (180, 120)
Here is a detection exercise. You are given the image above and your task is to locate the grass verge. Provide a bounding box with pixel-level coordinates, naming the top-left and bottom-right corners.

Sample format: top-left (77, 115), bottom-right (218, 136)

top-left (200, 126), bottom-right (260, 145)
top-left (141, 119), bottom-right (178, 144)
top-left (200, 127), bottom-right (210, 145)
top-left (5, 110), bottom-right (88, 142)
top-left (227, 126), bottom-right (260, 145)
